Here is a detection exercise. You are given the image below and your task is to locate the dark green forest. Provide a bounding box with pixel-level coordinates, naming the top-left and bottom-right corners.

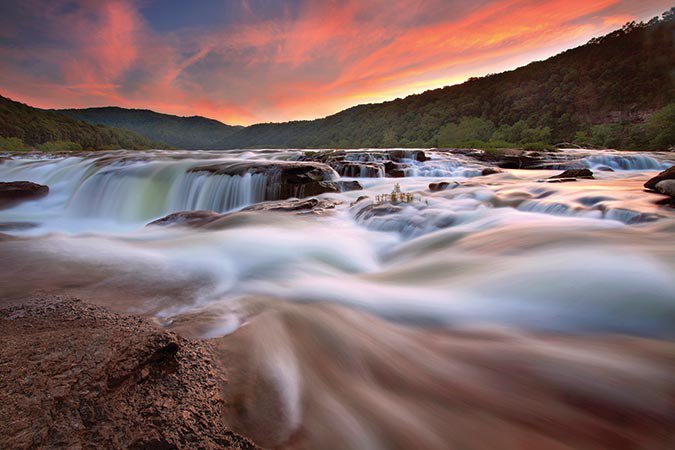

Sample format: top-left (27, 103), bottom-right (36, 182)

top-left (57, 107), bottom-right (242, 150)
top-left (216, 9), bottom-right (675, 150)
top-left (0, 96), bottom-right (162, 151)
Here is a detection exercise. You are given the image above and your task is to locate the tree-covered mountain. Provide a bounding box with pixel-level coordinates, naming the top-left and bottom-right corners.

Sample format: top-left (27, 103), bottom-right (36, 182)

top-left (57, 107), bottom-right (242, 150)
top-left (215, 9), bottom-right (674, 150)
top-left (0, 95), bottom-right (162, 151)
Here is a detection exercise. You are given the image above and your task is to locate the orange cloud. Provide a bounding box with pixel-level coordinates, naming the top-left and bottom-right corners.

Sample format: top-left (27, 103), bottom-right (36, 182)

top-left (0, 0), bottom-right (671, 125)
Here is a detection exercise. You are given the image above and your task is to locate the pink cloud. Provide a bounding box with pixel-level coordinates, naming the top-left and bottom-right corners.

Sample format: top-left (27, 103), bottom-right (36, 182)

top-left (0, 0), bottom-right (671, 125)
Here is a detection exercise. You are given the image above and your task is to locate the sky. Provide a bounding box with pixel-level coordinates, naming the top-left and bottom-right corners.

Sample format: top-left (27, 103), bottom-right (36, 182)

top-left (0, 0), bottom-right (672, 125)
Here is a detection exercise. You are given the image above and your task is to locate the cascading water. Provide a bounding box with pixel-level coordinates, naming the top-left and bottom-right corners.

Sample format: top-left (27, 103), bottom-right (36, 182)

top-left (580, 152), bottom-right (672, 170)
top-left (0, 152), bottom-right (340, 227)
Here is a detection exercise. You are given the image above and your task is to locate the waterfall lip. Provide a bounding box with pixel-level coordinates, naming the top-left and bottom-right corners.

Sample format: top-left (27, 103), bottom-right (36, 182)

top-left (187, 159), bottom-right (338, 178)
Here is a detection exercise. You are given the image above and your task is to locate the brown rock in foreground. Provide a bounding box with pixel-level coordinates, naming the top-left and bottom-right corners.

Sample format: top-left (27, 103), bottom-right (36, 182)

top-left (0, 181), bottom-right (49, 209)
top-left (0, 297), bottom-right (257, 450)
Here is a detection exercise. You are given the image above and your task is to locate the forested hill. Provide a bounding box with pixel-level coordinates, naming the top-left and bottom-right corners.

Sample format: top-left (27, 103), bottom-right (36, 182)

top-left (217, 9), bottom-right (675, 150)
top-left (58, 107), bottom-right (243, 150)
top-left (0, 96), bottom-right (162, 151)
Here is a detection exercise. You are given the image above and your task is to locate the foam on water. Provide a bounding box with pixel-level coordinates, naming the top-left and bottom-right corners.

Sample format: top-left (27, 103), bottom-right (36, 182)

top-left (0, 149), bottom-right (673, 336)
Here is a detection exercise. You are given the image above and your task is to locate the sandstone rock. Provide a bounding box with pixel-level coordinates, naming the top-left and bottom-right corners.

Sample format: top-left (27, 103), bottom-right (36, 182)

top-left (429, 181), bottom-right (458, 192)
top-left (0, 181), bottom-right (49, 209)
top-left (336, 180), bottom-right (363, 191)
top-left (655, 179), bottom-right (675, 197)
top-left (148, 199), bottom-right (343, 228)
top-left (147, 210), bottom-right (222, 227)
top-left (298, 150), bottom-right (427, 178)
top-left (0, 297), bottom-right (257, 450)
top-left (242, 198), bottom-right (341, 214)
top-left (189, 160), bottom-right (339, 200)
top-left (388, 150), bottom-right (428, 162)
top-left (549, 168), bottom-right (594, 179)
top-left (644, 166), bottom-right (675, 190)
top-left (481, 167), bottom-right (502, 176)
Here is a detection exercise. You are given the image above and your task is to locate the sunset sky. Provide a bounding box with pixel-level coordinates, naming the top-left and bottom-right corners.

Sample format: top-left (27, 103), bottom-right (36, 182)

top-left (0, 0), bottom-right (672, 125)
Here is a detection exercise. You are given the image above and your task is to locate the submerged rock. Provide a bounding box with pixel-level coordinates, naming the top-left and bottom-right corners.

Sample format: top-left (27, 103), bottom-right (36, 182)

top-left (0, 297), bottom-right (257, 449)
top-left (0, 181), bottom-right (49, 209)
top-left (644, 166), bottom-right (675, 190)
top-left (549, 168), bottom-right (594, 179)
top-left (0, 222), bottom-right (39, 231)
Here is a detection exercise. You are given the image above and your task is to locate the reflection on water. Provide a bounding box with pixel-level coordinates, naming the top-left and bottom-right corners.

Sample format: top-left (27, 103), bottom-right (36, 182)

top-left (1, 148), bottom-right (674, 449)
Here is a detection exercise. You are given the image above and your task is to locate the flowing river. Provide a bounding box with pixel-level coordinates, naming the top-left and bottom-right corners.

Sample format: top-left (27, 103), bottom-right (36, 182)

top-left (1, 148), bottom-right (674, 449)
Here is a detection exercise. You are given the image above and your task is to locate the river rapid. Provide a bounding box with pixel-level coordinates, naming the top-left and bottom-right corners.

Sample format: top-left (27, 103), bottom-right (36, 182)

top-left (1, 148), bottom-right (674, 449)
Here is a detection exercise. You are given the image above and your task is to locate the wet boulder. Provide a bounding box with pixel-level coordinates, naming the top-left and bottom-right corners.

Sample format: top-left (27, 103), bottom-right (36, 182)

top-left (655, 180), bottom-right (675, 198)
top-left (0, 181), bottom-right (49, 209)
top-left (331, 161), bottom-right (382, 177)
top-left (242, 198), bottom-right (342, 214)
top-left (549, 169), bottom-right (594, 180)
top-left (429, 181), bottom-right (459, 192)
top-left (336, 180), bottom-right (363, 191)
top-left (354, 202), bottom-right (405, 220)
top-left (189, 160), bottom-right (339, 200)
top-left (148, 199), bottom-right (344, 228)
top-left (481, 167), bottom-right (503, 176)
top-left (147, 210), bottom-right (222, 227)
top-left (388, 150), bottom-right (428, 162)
top-left (644, 166), bottom-right (675, 191)
top-left (384, 161), bottom-right (406, 177)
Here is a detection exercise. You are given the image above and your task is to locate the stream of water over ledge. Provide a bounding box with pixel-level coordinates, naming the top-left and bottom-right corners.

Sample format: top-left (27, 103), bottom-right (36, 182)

top-left (1, 148), bottom-right (674, 449)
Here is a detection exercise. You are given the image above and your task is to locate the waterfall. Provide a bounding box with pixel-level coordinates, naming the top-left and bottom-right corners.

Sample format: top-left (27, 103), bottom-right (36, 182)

top-left (0, 154), bottom-right (329, 224)
top-left (581, 154), bottom-right (672, 171)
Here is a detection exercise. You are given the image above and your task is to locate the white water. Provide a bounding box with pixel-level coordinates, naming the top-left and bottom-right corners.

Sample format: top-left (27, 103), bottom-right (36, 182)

top-left (1, 148), bottom-right (674, 449)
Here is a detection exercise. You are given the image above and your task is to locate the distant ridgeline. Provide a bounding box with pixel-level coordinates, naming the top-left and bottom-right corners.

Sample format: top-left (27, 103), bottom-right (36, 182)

top-left (1, 8), bottom-right (674, 152)
top-left (57, 107), bottom-right (243, 150)
top-left (0, 95), bottom-right (164, 151)
top-left (214, 9), bottom-right (674, 150)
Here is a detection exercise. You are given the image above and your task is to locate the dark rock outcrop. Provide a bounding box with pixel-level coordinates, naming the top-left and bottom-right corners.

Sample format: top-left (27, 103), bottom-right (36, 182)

top-left (148, 199), bottom-right (343, 228)
top-left (297, 150), bottom-right (427, 178)
top-left (189, 160), bottom-right (339, 200)
top-left (644, 166), bottom-right (675, 190)
top-left (336, 180), bottom-right (363, 191)
top-left (242, 198), bottom-right (342, 214)
top-left (0, 297), bottom-right (257, 450)
top-left (0, 181), bottom-right (49, 209)
top-left (481, 167), bottom-right (503, 176)
top-left (549, 168), bottom-right (594, 179)
top-left (147, 210), bottom-right (222, 227)
top-left (388, 150), bottom-right (428, 162)
top-left (429, 181), bottom-right (458, 192)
